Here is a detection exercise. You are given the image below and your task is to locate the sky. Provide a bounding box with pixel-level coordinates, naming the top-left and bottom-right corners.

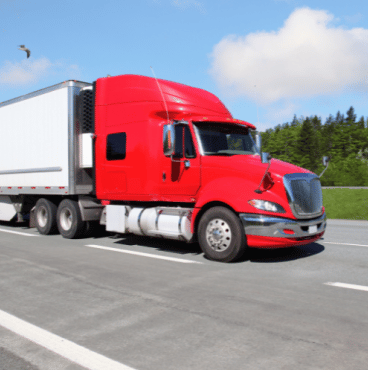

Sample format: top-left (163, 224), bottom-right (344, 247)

top-left (1, 0), bottom-right (368, 131)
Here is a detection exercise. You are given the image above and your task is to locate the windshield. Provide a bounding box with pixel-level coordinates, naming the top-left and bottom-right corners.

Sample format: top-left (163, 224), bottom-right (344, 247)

top-left (194, 122), bottom-right (258, 156)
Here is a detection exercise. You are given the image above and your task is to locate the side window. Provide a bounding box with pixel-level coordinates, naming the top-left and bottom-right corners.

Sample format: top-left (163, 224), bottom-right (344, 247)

top-left (173, 125), bottom-right (196, 159)
top-left (106, 132), bottom-right (126, 161)
top-left (184, 126), bottom-right (196, 158)
top-left (173, 125), bottom-right (183, 158)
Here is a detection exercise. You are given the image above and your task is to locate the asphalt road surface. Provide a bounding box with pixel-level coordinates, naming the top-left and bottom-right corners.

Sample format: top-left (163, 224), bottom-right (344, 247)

top-left (0, 218), bottom-right (367, 370)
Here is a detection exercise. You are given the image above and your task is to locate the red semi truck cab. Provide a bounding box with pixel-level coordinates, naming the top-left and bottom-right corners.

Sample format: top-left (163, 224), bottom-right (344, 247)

top-left (93, 75), bottom-right (326, 262)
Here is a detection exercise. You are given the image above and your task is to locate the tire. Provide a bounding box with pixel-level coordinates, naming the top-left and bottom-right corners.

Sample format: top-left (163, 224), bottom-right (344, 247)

top-left (57, 199), bottom-right (86, 239)
top-left (34, 198), bottom-right (58, 235)
top-left (198, 207), bottom-right (247, 262)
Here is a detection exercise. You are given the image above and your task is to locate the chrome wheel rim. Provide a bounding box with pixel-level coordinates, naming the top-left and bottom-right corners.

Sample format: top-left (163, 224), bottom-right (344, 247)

top-left (206, 218), bottom-right (232, 252)
top-left (37, 206), bottom-right (48, 228)
top-left (60, 208), bottom-right (72, 231)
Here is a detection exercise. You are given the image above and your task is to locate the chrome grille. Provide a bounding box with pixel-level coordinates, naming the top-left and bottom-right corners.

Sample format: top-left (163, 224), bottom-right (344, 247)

top-left (284, 173), bottom-right (323, 218)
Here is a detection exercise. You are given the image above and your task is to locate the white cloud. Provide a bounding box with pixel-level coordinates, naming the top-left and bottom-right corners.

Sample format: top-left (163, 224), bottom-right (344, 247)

top-left (265, 102), bottom-right (298, 125)
top-left (171, 0), bottom-right (205, 14)
top-left (247, 101), bottom-right (299, 132)
top-left (210, 7), bottom-right (368, 105)
top-left (0, 57), bottom-right (81, 86)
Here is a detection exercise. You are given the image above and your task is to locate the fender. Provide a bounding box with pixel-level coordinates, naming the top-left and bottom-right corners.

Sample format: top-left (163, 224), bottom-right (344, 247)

top-left (191, 176), bottom-right (294, 232)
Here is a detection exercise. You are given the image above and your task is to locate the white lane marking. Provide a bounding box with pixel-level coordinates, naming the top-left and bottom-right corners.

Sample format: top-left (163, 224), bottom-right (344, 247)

top-left (323, 241), bottom-right (368, 248)
top-left (0, 228), bottom-right (39, 237)
top-left (324, 282), bottom-right (368, 292)
top-left (85, 244), bottom-right (202, 264)
top-left (0, 309), bottom-right (135, 370)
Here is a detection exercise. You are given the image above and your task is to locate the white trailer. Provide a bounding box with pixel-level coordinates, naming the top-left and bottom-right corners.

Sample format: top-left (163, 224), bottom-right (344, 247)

top-left (0, 81), bottom-right (102, 237)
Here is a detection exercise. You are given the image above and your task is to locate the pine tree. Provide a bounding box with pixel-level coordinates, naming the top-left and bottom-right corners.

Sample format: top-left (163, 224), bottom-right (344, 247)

top-left (345, 106), bottom-right (356, 123)
top-left (295, 117), bottom-right (319, 172)
top-left (261, 107), bottom-right (367, 185)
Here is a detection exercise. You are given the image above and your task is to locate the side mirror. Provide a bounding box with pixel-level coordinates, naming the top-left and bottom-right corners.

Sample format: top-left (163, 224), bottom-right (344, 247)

top-left (254, 133), bottom-right (272, 193)
top-left (163, 125), bottom-right (175, 156)
top-left (319, 156), bottom-right (330, 177)
top-left (255, 132), bottom-right (262, 154)
top-left (255, 131), bottom-right (271, 164)
top-left (261, 152), bottom-right (271, 164)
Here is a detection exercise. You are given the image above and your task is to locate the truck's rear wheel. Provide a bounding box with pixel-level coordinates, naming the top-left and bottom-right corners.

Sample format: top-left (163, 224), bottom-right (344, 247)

top-left (57, 199), bottom-right (86, 239)
top-left (35, 198), bottom-right (58, 235)
top-left (198, 207), bottom-right (247, 262)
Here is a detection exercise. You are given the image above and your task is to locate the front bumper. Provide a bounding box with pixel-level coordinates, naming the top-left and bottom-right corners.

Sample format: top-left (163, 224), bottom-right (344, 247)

top-left (239, 213), bottom-right (326, 248)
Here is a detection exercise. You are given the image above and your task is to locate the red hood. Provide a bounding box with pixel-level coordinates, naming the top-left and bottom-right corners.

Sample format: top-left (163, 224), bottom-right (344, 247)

top-left (198, 155), bottom-right (313, 217)
top-left (202, 155), bottom-right (311, 181)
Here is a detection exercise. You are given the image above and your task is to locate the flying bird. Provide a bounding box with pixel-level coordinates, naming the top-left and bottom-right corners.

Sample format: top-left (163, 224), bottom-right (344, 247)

top-left (18, 45), bottom-right (31, 58)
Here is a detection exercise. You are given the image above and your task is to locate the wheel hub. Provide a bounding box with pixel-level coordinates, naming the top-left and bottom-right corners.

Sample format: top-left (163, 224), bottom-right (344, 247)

top-left (206, 218), bottom-right (232, 252)
top-left (60, 208), bottom-right (72, 231)
top-left (37, 206), bottom-right (47, 228)
top-left (212, 228), bottom-right (222, 241)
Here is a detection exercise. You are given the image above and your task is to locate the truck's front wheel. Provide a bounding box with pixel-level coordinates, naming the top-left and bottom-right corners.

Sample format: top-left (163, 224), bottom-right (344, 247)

top-left (35, 198), bottom-right (58, 235)
top-left (57, 199), bottom-right (86, 239)
top-left (198, 207), bottom-right (247, 262)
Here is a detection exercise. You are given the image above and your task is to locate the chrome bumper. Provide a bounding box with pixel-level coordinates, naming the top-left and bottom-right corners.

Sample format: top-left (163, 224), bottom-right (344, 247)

top-left (239, 213), bottom-right (327, 239)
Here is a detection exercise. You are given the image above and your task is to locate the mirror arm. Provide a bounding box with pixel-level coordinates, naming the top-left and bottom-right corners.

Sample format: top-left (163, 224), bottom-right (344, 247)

top-left (254, 160), bottom-right (272, 194)
top-left (319, 161), bottom-right (329, 178)
top-left (319, 156), bottom-right (330, 177)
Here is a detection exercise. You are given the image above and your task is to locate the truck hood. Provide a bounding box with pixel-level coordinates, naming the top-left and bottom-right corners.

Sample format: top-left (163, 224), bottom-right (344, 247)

top-left (201, 155), bottom-right (311, 182)
top-left (196, 154), bottom-right (315, 217)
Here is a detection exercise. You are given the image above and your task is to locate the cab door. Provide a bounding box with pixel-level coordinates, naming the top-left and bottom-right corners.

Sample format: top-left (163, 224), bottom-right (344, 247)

top-left (96, 131), bottom-right (128, 198)
top-left (160, 124), bottom-right (201, 196)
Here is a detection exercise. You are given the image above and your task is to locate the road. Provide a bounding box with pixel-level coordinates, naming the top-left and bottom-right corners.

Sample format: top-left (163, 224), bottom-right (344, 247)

top-left (0, 219), bottom-right (367, 370)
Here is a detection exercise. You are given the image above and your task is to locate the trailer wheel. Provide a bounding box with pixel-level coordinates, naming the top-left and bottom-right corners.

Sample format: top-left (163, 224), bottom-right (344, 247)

top-left (198, 207), bottom-right (247, 262)
top-left (35, 198), bottom-right (58, 235)
top-left (57, 199), bottom-right (86, 239)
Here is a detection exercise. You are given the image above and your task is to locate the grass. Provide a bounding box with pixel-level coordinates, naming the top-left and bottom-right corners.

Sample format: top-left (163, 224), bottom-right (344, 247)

top-left (322, 189), bottom-right (368, 220)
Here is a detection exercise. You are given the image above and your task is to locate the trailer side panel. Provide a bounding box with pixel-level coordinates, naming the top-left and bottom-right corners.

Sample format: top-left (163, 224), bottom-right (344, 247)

top-left (0, 81), bottom-right (93, 196)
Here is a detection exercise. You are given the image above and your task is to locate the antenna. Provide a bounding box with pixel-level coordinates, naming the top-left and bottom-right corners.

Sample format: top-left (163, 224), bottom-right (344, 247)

top-left (150, 66), bottom-right (170, 122)
top-left (254, 85), bottom-right (259, 126)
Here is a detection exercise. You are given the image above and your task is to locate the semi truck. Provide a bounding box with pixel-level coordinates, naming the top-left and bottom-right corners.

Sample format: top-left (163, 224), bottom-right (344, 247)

top-left (0, 75), bottom-right (327, 262)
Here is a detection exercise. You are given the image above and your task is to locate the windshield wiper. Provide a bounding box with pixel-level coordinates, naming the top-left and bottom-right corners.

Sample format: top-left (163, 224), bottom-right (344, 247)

top-left (205, 153), bottom-right (235, 156)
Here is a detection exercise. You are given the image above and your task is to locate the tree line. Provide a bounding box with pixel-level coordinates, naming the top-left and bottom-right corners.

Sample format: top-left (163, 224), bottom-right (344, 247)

top-left (260, 107), bottom-right (368, 186)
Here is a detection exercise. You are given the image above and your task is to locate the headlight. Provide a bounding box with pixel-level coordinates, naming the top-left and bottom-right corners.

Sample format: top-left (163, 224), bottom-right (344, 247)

top-left (248, 199), bottom-right (285, 213)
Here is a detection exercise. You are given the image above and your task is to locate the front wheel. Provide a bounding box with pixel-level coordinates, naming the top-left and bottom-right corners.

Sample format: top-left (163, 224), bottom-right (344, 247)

top-left (198, 207), bottom-right (247, 262)
top-left (57, 199), bottom-right (86, 239)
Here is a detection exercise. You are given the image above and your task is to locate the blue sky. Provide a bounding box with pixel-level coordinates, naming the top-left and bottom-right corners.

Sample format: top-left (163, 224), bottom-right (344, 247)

top-left (1, 0), bottom-right (367, 131)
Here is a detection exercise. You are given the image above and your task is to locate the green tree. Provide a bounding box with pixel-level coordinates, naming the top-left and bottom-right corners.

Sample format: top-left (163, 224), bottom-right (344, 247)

top-left (261, 107), bottom-right (368, 186)
top-left (295, 117), bottom-right (319, 172)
